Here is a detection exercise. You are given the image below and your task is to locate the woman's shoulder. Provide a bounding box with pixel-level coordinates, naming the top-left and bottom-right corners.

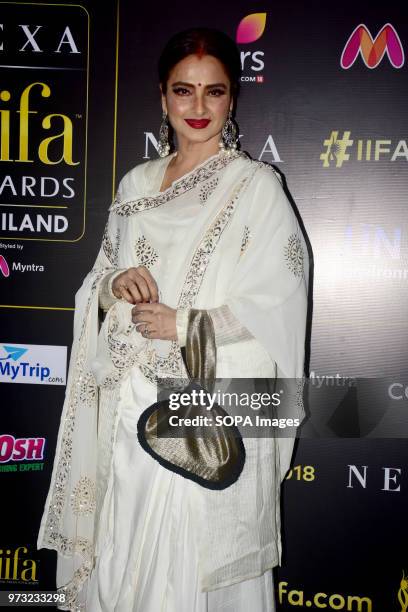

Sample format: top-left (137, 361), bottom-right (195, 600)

top-left (231, 152), bottom-right (283, 197)
top-left (116, 156), bottom-right (165, 198)
top-left (243, 154), bottom-right (283, 186)
top-left (240, 155), bottom-right (295, 220)
top-left (115, 152), bottom-right (283, 201)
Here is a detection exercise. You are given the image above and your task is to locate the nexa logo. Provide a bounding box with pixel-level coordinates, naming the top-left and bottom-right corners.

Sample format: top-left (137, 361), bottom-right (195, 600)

top-left (0, 24), bottom-right (81, 53)
top-left (347, 465), bottom-right (401, 491)
top-left (341, 23), bottom-right (405, 69)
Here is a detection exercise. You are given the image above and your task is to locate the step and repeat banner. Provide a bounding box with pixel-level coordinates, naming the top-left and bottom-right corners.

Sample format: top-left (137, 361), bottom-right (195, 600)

top-left (1, 0), bottom-right (407, 610)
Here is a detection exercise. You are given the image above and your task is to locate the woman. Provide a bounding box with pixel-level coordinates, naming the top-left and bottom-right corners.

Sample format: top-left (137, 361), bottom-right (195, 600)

top-left (37, 27), bottom-right (309, 611)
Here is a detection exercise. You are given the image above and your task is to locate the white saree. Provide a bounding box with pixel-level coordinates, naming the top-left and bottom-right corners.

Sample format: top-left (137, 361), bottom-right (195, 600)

top-left (37, 149), bottom-right (309, 611)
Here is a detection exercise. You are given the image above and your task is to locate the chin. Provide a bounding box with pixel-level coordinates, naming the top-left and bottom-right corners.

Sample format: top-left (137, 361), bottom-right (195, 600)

top-left (177, 128), bottom-right (220, 145)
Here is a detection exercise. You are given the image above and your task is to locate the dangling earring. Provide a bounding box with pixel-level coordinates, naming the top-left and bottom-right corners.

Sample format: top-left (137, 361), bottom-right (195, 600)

top-left (158, 111), bottom-right (171, 157)
top-left (219, 110), bottom-right (239, 155)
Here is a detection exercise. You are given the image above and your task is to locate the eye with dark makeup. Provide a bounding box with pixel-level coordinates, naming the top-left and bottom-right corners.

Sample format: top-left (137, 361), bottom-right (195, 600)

top-left (208, 88), bottom-right (226, 96)
top-left (172, 87), bottom-right (226, 97)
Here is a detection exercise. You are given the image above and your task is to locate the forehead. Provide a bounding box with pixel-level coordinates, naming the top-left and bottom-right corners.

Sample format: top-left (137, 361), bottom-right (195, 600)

top-left (168, 54), bottom-right (229, 84)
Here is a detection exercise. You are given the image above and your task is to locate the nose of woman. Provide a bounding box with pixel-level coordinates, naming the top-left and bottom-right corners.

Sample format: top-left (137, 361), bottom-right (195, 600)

top-left (193, 93), bottom-right (206, 116)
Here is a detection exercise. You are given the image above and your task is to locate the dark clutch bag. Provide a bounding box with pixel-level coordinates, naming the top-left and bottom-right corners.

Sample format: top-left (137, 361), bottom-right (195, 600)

top-left (137, 309), bottom-right (246, 490)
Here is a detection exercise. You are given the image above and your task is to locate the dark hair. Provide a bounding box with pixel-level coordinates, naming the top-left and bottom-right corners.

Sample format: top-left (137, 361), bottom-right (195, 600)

top-left (158, 27), bottom-right (241, 107)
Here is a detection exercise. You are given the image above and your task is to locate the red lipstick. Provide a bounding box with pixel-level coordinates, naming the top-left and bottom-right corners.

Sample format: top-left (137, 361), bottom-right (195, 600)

top-left (185, 118), bottom-right (211, 129)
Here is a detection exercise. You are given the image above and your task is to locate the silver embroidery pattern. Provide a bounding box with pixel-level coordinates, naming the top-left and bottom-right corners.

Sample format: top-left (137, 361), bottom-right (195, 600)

top-left (102, 224), bottom-right (120, 266)
top-left (284, 234), bottom-right (304, 277)
top-left (178, 178), bottom-right (249, 309)
top-left (98, 304), bottom-right (193, 391)
top-left (255, 160), bottom-right (283, 184)
top-left (99, 307), bottom-right (143, 389)
top-left (78, 371), bottom-right (98, 406)
top-left (240, 225), bottom-right (251, 256)
top-left (109, 150), bottom-right (245, 216)
top-left (70, 477), bottom-right (97, 516)
top-left (134, 235), bottom-right (159, 269)
top-left (102, 165), bottom-right (261, 389)
top-left (137, 166), bottom-right (260, 385)
top-left (138, 343), bottom-right (189, 388)
top-left (41, 266), bottom-right (113, 610)
top-left (99, 311), bottom-right (188, 390)
top-left (199, 176), bottom-right (219, 204)
top-left (57, 557), bottom-right (91, 610)
top-left (53, 534), bottom-right (94, 609)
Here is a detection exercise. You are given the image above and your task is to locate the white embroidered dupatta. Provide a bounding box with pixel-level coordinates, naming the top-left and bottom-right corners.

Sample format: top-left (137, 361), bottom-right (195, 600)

top-left (35, 210), bottom-right (126, 609)
top-left (37, 149), bottom-right (309, 607)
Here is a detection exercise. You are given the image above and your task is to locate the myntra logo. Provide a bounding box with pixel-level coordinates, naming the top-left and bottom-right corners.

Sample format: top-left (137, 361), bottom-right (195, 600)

top-left (0, 255), bottom-right (9, 277)
top-left (341, 23), bottom-right (404, 69)
top-left (236, 13), bottom-right (267, 82)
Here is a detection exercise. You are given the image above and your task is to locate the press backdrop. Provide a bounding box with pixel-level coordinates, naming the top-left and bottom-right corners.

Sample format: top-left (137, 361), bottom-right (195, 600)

top-left (1, 1), bottom-right (408, 610)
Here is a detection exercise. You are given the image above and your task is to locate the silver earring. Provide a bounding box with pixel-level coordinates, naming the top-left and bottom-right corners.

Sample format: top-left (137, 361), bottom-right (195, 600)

top-left (158, 111), bottom-right (171, 157)
top-left (219, 110), bottom-right (239, 155)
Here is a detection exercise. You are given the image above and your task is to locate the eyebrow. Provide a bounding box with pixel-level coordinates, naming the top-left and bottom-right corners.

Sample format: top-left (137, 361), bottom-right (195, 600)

top-left (171, 81), bottom-right (228, 89)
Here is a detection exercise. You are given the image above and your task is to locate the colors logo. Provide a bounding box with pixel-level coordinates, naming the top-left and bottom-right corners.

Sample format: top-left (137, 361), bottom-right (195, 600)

top-left (236, 13), bottom-right (266, 44)
top-left (341, 23), bottom-right (404, 69)
top-left (236, 13), bottom-right (267, 82)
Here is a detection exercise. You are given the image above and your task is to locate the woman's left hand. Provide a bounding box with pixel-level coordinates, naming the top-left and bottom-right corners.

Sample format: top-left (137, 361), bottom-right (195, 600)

top-left (132, 302), bottom-right (178, 341)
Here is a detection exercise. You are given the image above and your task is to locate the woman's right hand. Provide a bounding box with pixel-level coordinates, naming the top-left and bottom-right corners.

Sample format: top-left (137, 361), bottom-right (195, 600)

top-left (111, 266), bottom-right (159, 304)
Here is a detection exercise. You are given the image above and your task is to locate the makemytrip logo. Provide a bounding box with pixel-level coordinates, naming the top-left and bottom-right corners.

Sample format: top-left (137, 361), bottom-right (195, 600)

top-left (0, 343), bottom-right (67, 385)
top-left (236, 13), bottom-right (266, 83)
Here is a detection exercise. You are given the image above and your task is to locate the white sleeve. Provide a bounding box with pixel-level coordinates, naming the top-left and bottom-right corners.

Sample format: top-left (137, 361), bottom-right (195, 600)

top-left (98, 269), bottom-right (127, 312)
top-left (176, 305), bottom-right (253, 348)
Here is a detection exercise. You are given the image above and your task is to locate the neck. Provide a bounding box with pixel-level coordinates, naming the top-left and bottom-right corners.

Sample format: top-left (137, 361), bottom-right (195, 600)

top-left (173, 135), bottom-right (221, 169)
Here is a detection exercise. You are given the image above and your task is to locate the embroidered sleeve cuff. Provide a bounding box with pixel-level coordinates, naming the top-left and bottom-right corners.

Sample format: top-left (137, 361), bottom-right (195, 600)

top-left (99, 269), bottom-right (126, 312)
top-left (176, 308), bottom-right (190, 347)
top-left (208, 304), bottom-right (253, 347)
